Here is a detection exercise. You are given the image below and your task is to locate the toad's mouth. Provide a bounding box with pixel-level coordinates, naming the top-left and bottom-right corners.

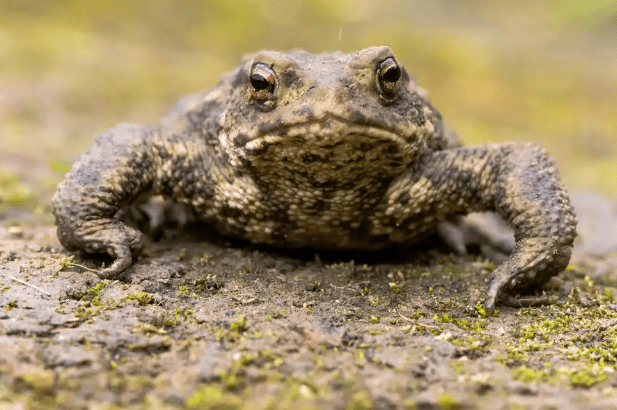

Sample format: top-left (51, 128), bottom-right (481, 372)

top-left (242, 116), bottom-right (418, 156)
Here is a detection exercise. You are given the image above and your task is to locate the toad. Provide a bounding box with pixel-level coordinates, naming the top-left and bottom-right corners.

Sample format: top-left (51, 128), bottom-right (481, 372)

top-left (52, 46), bottom-right (577, 311)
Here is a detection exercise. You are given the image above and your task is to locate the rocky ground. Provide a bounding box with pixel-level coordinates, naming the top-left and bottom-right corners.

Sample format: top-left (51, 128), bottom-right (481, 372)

top-left (0, 192), bottom-right (616, 410)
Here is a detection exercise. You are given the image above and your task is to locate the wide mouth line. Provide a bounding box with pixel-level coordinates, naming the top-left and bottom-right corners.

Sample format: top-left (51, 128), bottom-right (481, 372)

top-left (245, 115), bottom-right (412, 151)
top-left (255, 114), bottom-right (400, 136)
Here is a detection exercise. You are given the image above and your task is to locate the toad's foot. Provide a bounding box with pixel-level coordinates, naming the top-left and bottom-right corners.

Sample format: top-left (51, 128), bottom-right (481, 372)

top-left (56, 218), bottom-right (144, 279)
top-left (483, 237), bottom-right (572, 311)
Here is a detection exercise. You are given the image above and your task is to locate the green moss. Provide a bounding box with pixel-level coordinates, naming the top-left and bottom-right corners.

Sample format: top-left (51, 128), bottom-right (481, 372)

top-left (601, 287), bottom-right (615, 303)
top-left (270, 308), bottom-right (287, 319)
top-left (451, 334), bottom-right (491, 351)
top-left (475, 302), bottom-right (498, 317)
top-left (347, 390), bottom-right (372, 410)
top-left (437, 392), bottom-right (462, 410)
top-left (513, 364), bottom-right (610, 388)
top-left (73, 304), bottom-right (101, 319)
top-left (354, 350), bottom-right (367, 366)
top-left (583, 275), bottom-right (595, 291)
top-left (570, 369), bottom-right (608, 387)
top-left (230, 315), bottom-right (248, 332)
top-left (85, 282), bottom-right (104, 306)
top-left (499, 286), bottom-right (617, 388)
top-left (177, 285), bottom-right (191, 296)
top-left (388, 282), bottom-right (402, 293)
top-left (406, 308), bottom-right (427, 320)
top-left (4, 299), bottom-right (18, 311)
top-left (133, 323), bottom-right (167, 335)
top-left (512, 366), bottom-right (551, 383)
top-left (143, 310), bottom-right (174, 328)
top-left (194, 273), bottom-right (225, 291)
top-left (219, 369), bottom-right (242, 390)
top-left (58, 255), bottom-right (74, 271)
top-left (123, 291), bottom-right (157, 306)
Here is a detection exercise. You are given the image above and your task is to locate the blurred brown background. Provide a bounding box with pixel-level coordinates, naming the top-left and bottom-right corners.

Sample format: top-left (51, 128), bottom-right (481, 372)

top-left (1, 0), bottom-right (617, 220)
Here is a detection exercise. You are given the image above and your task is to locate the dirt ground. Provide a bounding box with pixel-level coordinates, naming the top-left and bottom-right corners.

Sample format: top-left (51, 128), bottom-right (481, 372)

top-left (0, 192), bottom-right (615, 410)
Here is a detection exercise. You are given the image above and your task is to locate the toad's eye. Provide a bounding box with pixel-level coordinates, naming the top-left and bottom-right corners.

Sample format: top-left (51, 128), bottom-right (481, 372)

top-left (376, 57), bottom-right (402, 102)
top-left (250, 73), bottom-right (271, 91)
top-left (248, 63), bottom-right (277, 109)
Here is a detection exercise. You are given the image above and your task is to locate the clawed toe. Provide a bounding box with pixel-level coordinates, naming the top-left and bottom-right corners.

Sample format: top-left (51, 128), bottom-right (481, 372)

top-left (98, 256), bottom-right (133, 279)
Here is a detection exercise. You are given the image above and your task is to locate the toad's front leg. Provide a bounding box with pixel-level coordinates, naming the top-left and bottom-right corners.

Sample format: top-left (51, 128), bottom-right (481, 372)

top-left (52, 123), bottom-right (210, 278)
top-left (384, 142), bottom-right (577, 311)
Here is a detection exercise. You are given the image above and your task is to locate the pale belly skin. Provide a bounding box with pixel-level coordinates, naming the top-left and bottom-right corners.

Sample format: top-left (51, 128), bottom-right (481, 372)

top-left (52, 46), bottom-right (577, 311)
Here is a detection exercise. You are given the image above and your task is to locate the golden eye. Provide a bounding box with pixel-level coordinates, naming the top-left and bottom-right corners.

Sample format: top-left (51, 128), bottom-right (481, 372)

top-left (248, 63), bottom-right (277, 106)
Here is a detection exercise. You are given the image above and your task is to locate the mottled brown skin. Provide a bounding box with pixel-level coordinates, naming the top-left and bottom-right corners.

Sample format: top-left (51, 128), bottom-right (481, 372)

top-left (52, 46), bottom-right (577, 311)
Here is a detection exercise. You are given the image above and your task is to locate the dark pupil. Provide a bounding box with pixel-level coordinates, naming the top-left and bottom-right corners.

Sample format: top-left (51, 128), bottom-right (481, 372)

top-left (250, 73), bottom-right (270, 90)
top-left (383, 66), bottom-right (401, 83)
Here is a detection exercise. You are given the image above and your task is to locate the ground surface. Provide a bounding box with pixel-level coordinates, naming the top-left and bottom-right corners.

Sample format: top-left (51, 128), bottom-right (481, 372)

top-left (1, 193), bottom-right (616, 410)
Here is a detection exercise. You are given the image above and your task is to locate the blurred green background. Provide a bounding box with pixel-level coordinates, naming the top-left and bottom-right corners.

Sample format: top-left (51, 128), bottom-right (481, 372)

top-left (1, 0), bottom-right (617, 219)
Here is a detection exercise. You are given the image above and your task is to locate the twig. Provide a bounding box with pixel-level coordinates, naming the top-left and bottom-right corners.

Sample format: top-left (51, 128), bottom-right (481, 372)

top-left (394, 310), bottom-right (440, 330)
top-left (395, 310), bottom-right (417, 323)
top-left (230, 296), bottom-right (263, 305)
top-left (2, 274), bottom-right (51, 296)
top-left (67, 263), bottom-right (99, 273)
top-left (329, 283), bottom-right (357, 292)
top-left (59, 255), bottom-right (99, 273)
